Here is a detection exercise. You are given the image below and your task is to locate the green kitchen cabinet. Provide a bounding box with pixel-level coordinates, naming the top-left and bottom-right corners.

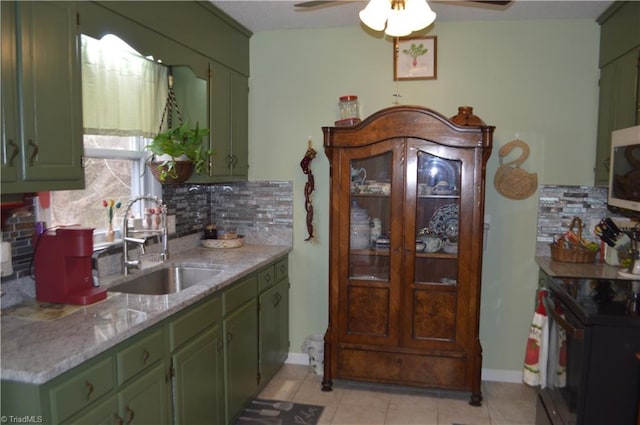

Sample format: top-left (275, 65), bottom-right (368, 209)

top-left (0, 1), bottom-right (84, 194)
top-left (222, 275), bottom-right (259, 423)
top-left (117, 363), bottom-right (170, 425)
top-left (63, 394), bottom-right (117, 425)
top-left (170, 296), bottom-right (225, 425)
top-left (594, 1), bottom-right (640, 186)
top-left (2, 256), bottom-right (290, 425)
top-left (258, 259), bottom-right (290, 386)
top-left (209, 62), bottom-right (250, 182)
top-left (66, 364), bottom-right (169, 425)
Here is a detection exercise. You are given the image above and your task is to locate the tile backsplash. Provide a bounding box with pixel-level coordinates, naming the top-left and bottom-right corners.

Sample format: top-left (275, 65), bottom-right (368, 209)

top-left (1, 181), bottom-right (293, 285)
top-left (535, 184), bottom-right (610, 256)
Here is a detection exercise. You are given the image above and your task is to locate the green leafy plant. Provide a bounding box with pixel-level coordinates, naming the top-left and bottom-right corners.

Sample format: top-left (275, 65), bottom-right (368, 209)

top-left (402, 43), bottom-right (428, 68)
top-left (145, 122), bottom-right (212, 182)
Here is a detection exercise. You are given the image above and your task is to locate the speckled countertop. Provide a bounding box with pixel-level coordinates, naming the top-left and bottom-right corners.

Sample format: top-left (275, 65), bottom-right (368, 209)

top-left (1, 243), bottom-right (291, 385)
top-left (536, 256), bottom-right (638, 280)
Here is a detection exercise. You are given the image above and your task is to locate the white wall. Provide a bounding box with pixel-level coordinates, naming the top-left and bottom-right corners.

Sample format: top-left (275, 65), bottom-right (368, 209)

top-left (248, 19), bottom-right (600, 374)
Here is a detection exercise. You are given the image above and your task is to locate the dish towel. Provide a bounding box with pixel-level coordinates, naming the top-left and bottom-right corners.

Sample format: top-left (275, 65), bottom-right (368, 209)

top-left (523, 288), bottom-right (549, 388)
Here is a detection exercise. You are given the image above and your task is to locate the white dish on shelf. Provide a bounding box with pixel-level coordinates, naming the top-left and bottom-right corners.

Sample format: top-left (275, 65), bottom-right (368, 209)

top-left (443, 242), bottom-right (458, 254)
top-left (616, 270), bottom-right (640, 279)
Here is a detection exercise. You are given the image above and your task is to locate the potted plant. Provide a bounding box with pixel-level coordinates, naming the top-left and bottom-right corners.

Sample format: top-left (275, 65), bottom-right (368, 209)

top-left (145, 122), bottom-right (212, 184)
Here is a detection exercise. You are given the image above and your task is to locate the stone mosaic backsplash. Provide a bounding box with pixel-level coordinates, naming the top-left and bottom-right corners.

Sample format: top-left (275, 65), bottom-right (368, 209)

top-left (1, 181), bottom-right (293, 285)
top-left (164, 181), bottom-right (293, 245)
top-left (535, 185), bottom-right (610, 256)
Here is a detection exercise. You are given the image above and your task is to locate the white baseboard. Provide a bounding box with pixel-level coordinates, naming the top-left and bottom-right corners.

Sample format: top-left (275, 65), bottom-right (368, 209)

top-left (286, 352), bottom-right (310, 365)
top-left (285, 352), bottom-right (523, 384)
top-left (481, 369), bottom-right (523, 383)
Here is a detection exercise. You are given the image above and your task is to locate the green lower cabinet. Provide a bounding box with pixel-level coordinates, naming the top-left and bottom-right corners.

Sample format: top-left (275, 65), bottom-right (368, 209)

top-left (259, 278), bottom-right (290, 385)
top-left (2, 257), bottom-right (290, 425)
top-left (118, 363), bottom-right (170, 425)
top-left (172, 326), bottom-right (225, 425)
top-left (224, 298), bottom-right (258, 424)
top-left (61, 358), bottom-right (169, 425)
top-left (63, 394), bottom-right (117, 425)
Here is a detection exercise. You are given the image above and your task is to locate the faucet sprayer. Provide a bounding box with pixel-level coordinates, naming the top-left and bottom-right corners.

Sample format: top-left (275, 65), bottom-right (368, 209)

top-left (122, 195), bottom-right (169, 275)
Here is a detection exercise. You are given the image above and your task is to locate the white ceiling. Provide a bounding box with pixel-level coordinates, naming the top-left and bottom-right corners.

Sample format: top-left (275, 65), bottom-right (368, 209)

top-left (211, 0), bottom-right (614, 33)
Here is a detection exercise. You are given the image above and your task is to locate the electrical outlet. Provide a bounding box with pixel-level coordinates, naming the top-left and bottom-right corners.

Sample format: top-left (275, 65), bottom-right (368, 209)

top-left (167, 215), bottom-right (176, 234)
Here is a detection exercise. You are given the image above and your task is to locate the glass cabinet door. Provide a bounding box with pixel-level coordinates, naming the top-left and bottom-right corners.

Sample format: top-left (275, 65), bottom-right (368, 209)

top-left (414, 151), bottom-right (461, 285)
top-left (348, 152), bottom-right (392, 281)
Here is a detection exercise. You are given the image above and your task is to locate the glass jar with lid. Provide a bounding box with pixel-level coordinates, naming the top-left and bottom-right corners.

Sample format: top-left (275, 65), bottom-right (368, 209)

top-left (339, 95), bottom-right (360, 120)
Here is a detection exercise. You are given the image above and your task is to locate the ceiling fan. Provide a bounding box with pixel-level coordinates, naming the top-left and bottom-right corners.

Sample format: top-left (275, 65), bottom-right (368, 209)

top-left (295, 1), bottom-right (512, 8)
top-left (294, 0), bottom-right (512, 37)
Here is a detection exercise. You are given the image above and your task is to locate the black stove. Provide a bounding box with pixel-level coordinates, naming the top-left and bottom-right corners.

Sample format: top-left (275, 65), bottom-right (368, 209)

top-left (537, 274), bottom-right (640, 425)
top-left (546, 276), bottom-right (640, 326)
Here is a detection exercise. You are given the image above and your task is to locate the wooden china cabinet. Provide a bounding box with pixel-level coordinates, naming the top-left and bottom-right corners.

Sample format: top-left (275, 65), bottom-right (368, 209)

top-left (322, 105), bottom-right (494, 405)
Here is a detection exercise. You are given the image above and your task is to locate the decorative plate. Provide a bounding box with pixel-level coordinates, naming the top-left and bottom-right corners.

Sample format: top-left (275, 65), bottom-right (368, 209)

top-left (201, 235), bottom-right (244, 249)
top-left (428, 204), bottom-right (459, 235)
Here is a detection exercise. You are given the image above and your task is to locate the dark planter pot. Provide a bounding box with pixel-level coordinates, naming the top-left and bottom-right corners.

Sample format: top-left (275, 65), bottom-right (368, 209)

top-left (147, 160), bottom-right (195, 184)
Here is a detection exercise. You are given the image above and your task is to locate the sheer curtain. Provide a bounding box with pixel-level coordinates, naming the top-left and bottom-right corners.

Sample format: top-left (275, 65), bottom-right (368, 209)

top-left (81, 34), bottom-right (168, 138)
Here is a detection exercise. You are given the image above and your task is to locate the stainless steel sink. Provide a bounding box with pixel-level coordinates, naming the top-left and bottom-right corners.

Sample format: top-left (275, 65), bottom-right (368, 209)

top-left (108, 266), bottom-right (222, 295)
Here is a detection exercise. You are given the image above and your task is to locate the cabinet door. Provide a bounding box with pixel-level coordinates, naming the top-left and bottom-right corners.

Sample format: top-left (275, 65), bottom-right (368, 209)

top-left (224, 298), bottom-right (258, 424)
top-left (118, 363), bottom-right (170, 425)
top-left (1, 1), bottom-right (19, 184)
top-left (13, 1), bottom-right (84, 190)
top-left (404, 143), bottom-right (475, 352)
top-left (63, 395), bottom-right (118, 425)
top-left (259, 278), bottom-right (290, 385)
top-left (172, 326), bottom-right (224, 425)
top-left (594, 48), bottom-right (640, 185)
top-left (341, 142), bottom-right (405, 347)
top-left (229, 71), bottom-right (249, 178)
top-left (259, 284), bottom-right (279, 384)
top-left (209, 62), bottom-right (248, 182)
top-left (276, 278), bottom-right (290, 365)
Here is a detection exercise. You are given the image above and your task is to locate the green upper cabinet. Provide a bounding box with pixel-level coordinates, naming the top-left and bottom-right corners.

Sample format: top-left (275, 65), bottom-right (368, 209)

top-left (206, 62), bottom-right (250, 182)
top-left (594, 1), bottom-right (640, 186)
top-left (1, 1), bottom-right (84, 194)
top-left (79, 1), bottom-right (251, 184)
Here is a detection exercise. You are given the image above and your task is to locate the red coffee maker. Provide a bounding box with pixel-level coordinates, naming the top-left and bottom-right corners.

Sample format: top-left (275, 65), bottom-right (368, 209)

top-left (34, 226), bottom-right (107, 305)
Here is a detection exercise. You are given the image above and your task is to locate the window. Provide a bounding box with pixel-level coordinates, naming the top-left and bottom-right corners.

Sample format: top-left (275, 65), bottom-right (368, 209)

top-left (48, 34), bottom-right (167, 238)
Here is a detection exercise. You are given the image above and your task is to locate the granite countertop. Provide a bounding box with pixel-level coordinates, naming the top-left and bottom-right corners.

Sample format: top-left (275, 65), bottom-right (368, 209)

top-left (536, 256), bottom-right (639, 280)
top-left (1, 244), bottom-right (291, 385)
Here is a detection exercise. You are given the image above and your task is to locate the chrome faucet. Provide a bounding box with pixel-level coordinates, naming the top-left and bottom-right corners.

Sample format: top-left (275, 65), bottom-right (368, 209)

top-left (122, 195), bottom-right (169, 275)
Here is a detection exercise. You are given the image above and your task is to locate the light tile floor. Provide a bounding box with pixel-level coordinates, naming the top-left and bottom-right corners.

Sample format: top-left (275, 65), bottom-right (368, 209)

top-left (258, 364), bottom-right (537, 425)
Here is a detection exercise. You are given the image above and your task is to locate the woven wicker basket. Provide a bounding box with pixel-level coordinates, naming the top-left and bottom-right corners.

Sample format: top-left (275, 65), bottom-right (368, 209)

top-left (549, 217), bottom-right (597, 263)
top-left (147, 160), bottom-right (194, 184)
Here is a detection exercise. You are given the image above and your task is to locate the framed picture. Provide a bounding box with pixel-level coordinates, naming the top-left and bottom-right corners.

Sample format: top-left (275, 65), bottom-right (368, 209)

top-left (393, 36), bottom-right (437, 81)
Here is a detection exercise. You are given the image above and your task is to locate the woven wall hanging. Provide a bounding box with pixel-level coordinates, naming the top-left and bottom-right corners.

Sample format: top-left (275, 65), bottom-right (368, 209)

top-left (494, 139), bottom-right (538, 200)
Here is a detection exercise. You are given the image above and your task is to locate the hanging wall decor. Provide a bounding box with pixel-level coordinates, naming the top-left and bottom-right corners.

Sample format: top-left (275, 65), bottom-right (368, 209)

top-left (300, 139), bottom-right (318, 241)
top-left (494, 139), bottom-right (538, 200)
top-left (393, 36), bottom-right (437, 81)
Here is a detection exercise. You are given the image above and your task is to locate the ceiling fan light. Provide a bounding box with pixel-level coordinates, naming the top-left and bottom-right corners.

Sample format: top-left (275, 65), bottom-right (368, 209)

top-left (359, 0), bottom-right (389, 32)
top-left (385, 8), bottom-right (412, 37)
top-left (406, 0), bottom-right (436, 31)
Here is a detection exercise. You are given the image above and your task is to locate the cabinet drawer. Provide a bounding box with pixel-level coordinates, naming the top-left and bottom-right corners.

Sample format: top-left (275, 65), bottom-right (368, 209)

top-left (274, 257), bottom-right (288, 283)
top-left (117, 328), bottom-right (164, 385)
top-left (258, 265), bottom-right (275, 293)
top-left (170, 296), bottom-right (220, 351)
top-left (223, 275), bottom-right (257, 315)
top-left (50, 357), bottom-right (114, 423)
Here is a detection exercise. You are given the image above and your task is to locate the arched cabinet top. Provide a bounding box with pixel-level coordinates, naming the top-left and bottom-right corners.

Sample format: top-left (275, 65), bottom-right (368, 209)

top-left (323, 105), bottom-right (494, 151)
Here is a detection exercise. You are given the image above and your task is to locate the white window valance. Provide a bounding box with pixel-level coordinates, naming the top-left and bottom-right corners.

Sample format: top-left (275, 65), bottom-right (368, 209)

top-left (81, 34), bottom-right (168, 138)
